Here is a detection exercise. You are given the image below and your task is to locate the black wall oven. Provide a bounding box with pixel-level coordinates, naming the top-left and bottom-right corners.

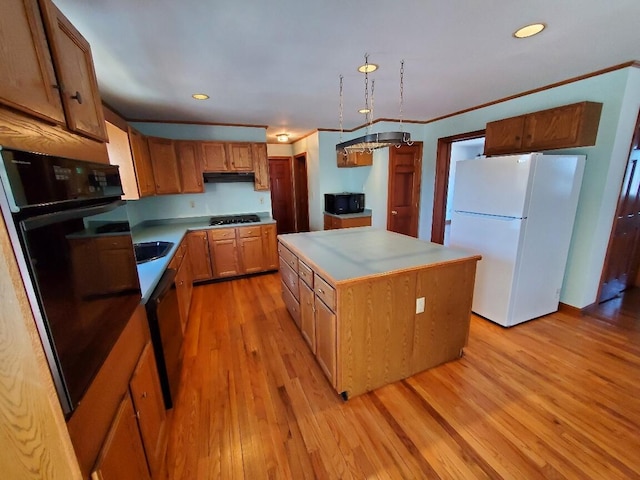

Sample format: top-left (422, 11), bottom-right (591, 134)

top-left (0, 146), bottom-right (141, 417)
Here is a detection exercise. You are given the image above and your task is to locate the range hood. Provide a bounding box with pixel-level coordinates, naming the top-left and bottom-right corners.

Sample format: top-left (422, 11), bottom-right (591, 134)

top-left (203, 172), bottom-right (255, 183)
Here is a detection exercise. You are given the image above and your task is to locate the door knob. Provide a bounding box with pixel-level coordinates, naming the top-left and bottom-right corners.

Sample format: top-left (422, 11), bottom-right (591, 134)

top-left (391, 210), bottom-right (398, 215)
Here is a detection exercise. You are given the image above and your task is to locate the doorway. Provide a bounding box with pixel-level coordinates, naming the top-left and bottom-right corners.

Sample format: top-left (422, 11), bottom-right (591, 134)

top-left (597, 109), bottom-right (640, 303)
top-left (293, 153), bottom-right (310, 232)
top-left (387, 143), bottom-right (422, 237)
top-left (268, 157), bottom-right (296, 234)
top-left (431, 130), bottom-right (485, 244)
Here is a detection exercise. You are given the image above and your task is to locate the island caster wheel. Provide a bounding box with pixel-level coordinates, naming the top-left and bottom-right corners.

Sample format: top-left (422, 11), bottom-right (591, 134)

top-left (340, 391), bottom-right (349, 401)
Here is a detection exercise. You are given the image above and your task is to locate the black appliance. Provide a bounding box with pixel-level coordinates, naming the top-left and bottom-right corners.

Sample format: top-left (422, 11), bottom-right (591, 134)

top-left (203, 172), bottom-right (255, 183)
top-left (0, 146), bottom-right (140, 416)
top-left (324, 192), bottom-right (365, 215)
top-left (209, 213), bottom-right (261, 225)
top-left (145, 268), bottom-right (182, 409)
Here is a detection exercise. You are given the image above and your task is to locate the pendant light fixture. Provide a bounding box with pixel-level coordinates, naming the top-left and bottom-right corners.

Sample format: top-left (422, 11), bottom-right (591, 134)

top-left (336, 54), bottom-right (411, 155)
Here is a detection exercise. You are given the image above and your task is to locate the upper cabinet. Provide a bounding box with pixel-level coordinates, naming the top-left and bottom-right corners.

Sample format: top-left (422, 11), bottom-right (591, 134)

top-left (227, 143), bottom-right (253, 171)
top-left (147, 136), bottom-right (181, 195)
top-left (0, 0), bottom-right (65, 125)
top-left (175, 141), bottom-right (204, 193)
top-left (38, 0), bottom-right (108, 141)
top-left (201, 142), bottom-right (227, 172)
top-left (252, 143), bottom-right (269, 191)
top-left (484, 101), bottom-right (603, 155)
top-left (128, 126), bottom-right (156, 197)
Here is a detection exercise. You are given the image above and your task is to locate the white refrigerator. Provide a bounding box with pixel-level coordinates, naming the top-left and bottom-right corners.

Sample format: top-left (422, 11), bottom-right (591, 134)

top-left (449, 153), bottom-right (585, 327)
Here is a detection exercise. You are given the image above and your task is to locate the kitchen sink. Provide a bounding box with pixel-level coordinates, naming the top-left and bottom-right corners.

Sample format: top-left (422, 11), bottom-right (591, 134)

top-left (134, 241), bottom-right (174, 264)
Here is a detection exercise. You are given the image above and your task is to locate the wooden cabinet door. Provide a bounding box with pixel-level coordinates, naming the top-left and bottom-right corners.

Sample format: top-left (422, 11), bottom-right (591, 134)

top-left (175, 250), bottom-right (193, 333)
top-left (128, 127), bottom-right (156, 197)
top-left (208, 229), bottom-right (240, 278)
top-left (201, 142), bottom-right (228, 171)
top-left (262, 224), bottom-right (278, 270)
top-left (96, 236), bottom-right (139, 293)
top-left (187, 231), bottom-right (213, 281)
top-left (484, 116), bottom-right (525, 155)
top-left (39, 0), bottom-right (107, 141)
top-left (0, 0), bottom-right (65, 125)
top-left (227, 143), bottom-right (253, 171)
top-left (147, 136), bottom-right (181, 195)
top-left (90, 394), bottom-right (151, 480)
top-left (129, 343), bottom-right (167, 480)
top-left (299, 281), bottom-right (316, 353)
top-left (522, 103), bottom-right (587, 150)
top-left (315, 297), bottom-right (337, 387)
top-left (175, 141), bottom-right (204, 193)
top-left (238, 232), bottom-right (263, 274)
top-left (252, 143), bottom-right (270, 190)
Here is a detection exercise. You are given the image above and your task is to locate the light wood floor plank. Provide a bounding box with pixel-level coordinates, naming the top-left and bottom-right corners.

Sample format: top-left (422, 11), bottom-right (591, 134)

top-left (162, 273), bottom-right (640, 479)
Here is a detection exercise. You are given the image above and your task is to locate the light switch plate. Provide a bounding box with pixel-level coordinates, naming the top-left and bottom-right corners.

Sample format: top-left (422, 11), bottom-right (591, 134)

top-left (416, 297), bottom-right (425, 314)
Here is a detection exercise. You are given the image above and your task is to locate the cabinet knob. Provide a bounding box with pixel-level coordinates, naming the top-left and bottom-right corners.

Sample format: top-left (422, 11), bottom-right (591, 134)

top-left (70, 91), bottom-right (83, 104)
top-left (317, 288), bottom-right (324, 294)
top-left (391, 210), bottom-right (398, 215)
top-left (141, 392), bottom-right (147, 399)
top-left (135, 410), bottom-right (140, 419)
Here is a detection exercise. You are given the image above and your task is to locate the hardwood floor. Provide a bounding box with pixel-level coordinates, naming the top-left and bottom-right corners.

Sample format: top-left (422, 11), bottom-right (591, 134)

top-left (163, 272), bottom-right (640, 479)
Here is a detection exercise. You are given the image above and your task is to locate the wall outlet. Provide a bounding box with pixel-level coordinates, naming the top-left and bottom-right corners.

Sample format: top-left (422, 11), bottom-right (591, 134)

top-left (259, 196), bottom-right (264, 204)
top-left (189, 200), bottom-right (195, 208)
top-left (416, 297), bottom-right (425, 314)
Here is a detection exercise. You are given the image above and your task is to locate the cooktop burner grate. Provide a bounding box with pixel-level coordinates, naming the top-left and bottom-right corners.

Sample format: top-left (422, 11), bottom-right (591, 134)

top-left (209, 214), bottom-right (261, 226)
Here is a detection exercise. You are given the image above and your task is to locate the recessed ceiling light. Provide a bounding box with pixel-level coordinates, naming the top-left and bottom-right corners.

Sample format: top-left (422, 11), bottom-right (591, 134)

top-left (358, 108), bottom-right (371, 114)
top-left (276, 133), bottom-right (289, 142)
top-left (192, 93), bottom-right (209, 100)
top-left (357, 63), bottom-right (378, 73)
top-left (513, 23), bottom-right (546, 38)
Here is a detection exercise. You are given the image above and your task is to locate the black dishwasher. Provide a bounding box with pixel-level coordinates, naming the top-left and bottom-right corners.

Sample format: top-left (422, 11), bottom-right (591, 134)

top-left (146, 268), bottom-right (183, 408)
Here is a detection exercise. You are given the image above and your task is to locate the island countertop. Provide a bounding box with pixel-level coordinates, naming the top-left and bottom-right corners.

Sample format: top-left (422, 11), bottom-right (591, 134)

top-left (277, 227), bottom-right (480, 284)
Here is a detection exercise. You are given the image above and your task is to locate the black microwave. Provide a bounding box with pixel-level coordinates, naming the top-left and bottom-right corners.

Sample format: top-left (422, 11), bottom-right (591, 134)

top-left (324, 192), bottom-right (365, 215)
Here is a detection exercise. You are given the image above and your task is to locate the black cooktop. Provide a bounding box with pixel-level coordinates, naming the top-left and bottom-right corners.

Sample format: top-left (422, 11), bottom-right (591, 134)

top-left (209, 214), bottom-right (261, 226)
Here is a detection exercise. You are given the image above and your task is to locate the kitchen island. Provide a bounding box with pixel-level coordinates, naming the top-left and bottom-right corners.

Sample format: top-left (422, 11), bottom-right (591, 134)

top-left (278, 227), bottom-right (481, 399)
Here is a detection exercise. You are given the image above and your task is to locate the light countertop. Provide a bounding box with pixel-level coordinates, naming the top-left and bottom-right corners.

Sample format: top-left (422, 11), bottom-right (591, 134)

top-left (278, 227), bottom-right (480, 284)
top-left (323, 209), bottom-right (372, 219)
top-left (132, 214), bottom-right (275, 303)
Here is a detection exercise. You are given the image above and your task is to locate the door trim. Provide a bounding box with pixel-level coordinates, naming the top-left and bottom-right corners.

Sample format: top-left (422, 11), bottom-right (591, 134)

top-left (431, 130), bottom-right (485, 244)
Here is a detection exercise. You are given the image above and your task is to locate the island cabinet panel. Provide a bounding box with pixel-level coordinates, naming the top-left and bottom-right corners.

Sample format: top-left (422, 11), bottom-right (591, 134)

top-left (279, 258), bottom-right (299, 300)
top-left (315, 297), bottom-right (337, 386)
top-left (412, 260), bottom-right (477, 373)
top-left (299, 281), bottom-right (315, 352)
top-left (282, 281), bottom-right (301, 328)
top-left (338, 272), bottom-right (416, 395)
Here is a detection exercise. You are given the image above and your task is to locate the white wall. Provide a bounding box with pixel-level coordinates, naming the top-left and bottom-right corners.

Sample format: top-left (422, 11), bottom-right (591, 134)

top-left (302, 66), bottom-right (640, 308)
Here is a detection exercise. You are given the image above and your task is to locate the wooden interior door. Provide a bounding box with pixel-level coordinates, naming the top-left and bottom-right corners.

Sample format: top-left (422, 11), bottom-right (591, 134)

top-left (387, 143), bottom-right (422, 237)
top-left (431, 130), bottom-right (485, 243)
top-left (268, 157), bottom-right (296, 234)
top-left (294, 153), bottom-right (310, 232)
top-left (598, 110), bottom-right (640, 303)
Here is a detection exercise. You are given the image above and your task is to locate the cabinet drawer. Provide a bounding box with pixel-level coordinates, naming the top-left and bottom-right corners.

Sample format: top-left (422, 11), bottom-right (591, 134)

top-left (281, 281), bottom-right (300, 327)
top-left (314, 274), bottom-right (335, 311)
top-left (279, 258), bottom-right (299, 300)
top-left (208, 228), bottom-right (236, 240)
top-left (278, 243), bottom-right (299, 272)
top-left (298, 261), bottom-right (314, 288)
top-left (238, 225), bottom-right (261, 238)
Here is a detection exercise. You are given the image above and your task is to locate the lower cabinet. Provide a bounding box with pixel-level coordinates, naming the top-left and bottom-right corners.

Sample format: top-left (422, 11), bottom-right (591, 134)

top-left (208, 228), bottom-right (241, 278)
top-left (195, 224), bottom-right (278, 281)
top-left (279, 243), bottom-right (337, 388)
top-left (187, 230), bottom-right (214, 281)
top-left (92, 342), bottom-right (168, 480)
top-left (169, 238), bottom-right (193, 333)
top-left (90, 394), bottom-right (151, 480)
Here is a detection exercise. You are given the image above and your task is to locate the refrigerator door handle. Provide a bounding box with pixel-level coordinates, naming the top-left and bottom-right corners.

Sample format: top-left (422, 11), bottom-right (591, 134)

top-left (454, 210), bottom-right (525, 221)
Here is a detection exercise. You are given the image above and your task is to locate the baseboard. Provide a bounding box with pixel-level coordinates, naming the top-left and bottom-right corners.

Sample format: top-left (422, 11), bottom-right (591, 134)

top-left (558, 302), bottom-right (595, 317)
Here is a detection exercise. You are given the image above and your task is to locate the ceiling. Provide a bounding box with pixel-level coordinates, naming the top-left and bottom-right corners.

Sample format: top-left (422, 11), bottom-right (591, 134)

top-left (53, 0), bottom-right (640, 143)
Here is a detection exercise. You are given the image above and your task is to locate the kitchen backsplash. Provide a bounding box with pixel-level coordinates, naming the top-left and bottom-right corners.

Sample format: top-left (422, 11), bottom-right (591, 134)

top-left (126, 182), bottom-right (272, 227)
